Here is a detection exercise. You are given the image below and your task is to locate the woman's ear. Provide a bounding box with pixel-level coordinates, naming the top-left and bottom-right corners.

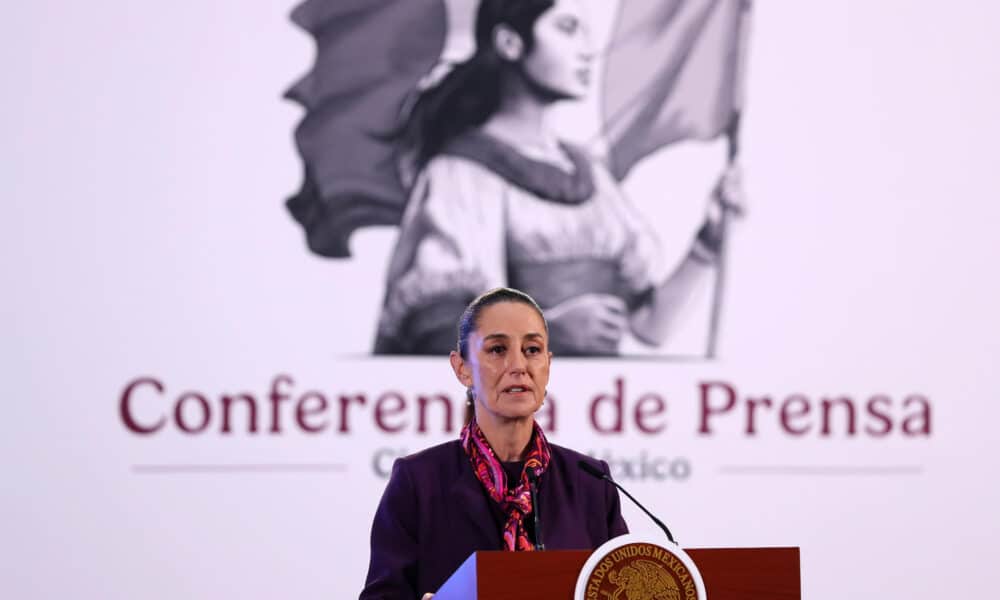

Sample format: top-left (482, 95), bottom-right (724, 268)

top-left (493, 24), bottom-right (525, 61)
top-left (450, 351), bottom-right (473, 387)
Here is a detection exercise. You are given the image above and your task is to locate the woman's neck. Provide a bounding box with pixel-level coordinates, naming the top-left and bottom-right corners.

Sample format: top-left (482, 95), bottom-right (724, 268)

top-left (475, 410), bottom-right (534, 462)
top-left (483, 75), bottom-right (559, 156)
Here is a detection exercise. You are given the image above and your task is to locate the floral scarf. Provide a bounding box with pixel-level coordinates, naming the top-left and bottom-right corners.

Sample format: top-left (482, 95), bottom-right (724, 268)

top-left (460, 417), bottom-right (552, 551)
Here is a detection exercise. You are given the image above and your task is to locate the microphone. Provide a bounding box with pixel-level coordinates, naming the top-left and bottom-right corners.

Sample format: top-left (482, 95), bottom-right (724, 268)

top-left (578, 460), bottom-right (676, 544)
top-left (526, 469), bottom-right (545, 550)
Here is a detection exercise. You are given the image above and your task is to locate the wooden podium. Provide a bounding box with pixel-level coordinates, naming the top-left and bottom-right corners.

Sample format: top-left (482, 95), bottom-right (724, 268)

top-left (434, 547), bottom-right (800, 599)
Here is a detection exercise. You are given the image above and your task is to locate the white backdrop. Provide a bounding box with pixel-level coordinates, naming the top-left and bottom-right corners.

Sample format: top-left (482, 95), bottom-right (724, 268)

top-left (5, 1), bottom-right (1000, 598)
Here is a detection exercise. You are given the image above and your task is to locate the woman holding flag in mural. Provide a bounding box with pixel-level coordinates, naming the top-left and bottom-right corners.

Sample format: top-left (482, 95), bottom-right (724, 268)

top-left (286, 0), bottom-right (750, 356)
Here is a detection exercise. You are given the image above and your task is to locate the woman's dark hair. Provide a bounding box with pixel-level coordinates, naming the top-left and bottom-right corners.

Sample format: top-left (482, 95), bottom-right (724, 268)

top-left (457, 287), bottom-right (548, 359)
top-left (458, 287), bottom-right (549, 424)
top-left (399, 0), bottom-right (555, 168)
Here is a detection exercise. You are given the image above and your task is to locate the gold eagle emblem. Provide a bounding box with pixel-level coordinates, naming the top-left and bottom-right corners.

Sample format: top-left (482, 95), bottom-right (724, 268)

top-left (606, 559), bottom-right (681, 600)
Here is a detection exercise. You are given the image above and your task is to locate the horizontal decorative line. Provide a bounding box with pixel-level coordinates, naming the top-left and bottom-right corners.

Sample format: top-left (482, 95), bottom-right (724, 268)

top-left (718, 465), bottom-right (923, 476)
top-left (335, 354), bottom-right (706, 362)
top-left (131, 463), bottom-right (347, 474)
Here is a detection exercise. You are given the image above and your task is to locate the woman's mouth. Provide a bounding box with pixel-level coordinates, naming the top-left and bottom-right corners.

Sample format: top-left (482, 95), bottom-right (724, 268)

top-left (503, 386), bottom-right (531, 394)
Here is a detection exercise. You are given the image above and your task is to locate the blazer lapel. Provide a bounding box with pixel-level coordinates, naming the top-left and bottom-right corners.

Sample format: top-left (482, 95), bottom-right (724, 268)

top-left (450, 461), bottom-right (501, 547)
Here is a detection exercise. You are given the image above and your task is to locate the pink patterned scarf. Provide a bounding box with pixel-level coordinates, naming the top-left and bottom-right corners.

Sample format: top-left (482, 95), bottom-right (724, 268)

top-left (460, 417), bottom-right (552, 551)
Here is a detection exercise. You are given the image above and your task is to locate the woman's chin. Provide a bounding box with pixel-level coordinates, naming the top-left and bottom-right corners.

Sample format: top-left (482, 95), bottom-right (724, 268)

top-left (554, 85), bottom-right (587, 102)
top-left (492, 397), bottom-right (542, 420)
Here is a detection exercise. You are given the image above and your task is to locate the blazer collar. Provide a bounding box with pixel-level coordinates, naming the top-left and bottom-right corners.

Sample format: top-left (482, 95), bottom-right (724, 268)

top-left (450, 450), bottom-right (503, 548)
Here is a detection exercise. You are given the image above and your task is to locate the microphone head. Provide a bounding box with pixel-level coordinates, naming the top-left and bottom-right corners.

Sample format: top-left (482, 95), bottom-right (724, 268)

top-left (526, 468), bottom-right (540, 484)
top-left (577, 460), bottom-right (606, 480)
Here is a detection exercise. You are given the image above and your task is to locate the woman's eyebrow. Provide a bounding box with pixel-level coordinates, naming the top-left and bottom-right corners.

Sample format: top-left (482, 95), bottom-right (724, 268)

top-left (482, 333), bottom-right (510, 342)
top-left (481, 332), bottom-right (543, 342)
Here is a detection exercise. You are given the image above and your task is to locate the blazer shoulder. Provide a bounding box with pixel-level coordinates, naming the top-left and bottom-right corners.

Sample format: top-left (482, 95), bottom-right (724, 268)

top-left (398, 440), bottom-right (465, 473)
top-left (550, 443), bottom-right (606, 473)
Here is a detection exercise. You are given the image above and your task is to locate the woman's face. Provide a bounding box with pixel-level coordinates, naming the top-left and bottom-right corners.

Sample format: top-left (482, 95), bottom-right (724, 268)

top-left (521, 0), bottom-right (594, 100)
top-left (453, 301), bottom-right (552, 422)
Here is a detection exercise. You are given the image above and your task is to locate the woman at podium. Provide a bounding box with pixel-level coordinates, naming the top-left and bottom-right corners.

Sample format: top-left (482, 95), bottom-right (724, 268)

top-left (360, 287), bottom-right (628, 599)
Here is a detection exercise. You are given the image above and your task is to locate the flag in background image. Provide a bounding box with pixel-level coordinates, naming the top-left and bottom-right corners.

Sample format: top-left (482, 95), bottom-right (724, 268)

top-left (285, 0), bottom-right (445, 258)
top-left (285, 0), bottom-right (751, 258)
top-left (601, 0), bottom-right (752, 180)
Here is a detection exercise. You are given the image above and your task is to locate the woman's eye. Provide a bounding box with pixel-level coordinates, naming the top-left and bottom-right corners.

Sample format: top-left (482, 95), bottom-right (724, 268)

top-left (526, 346), bottom-right (542, 355)
top-left (488, 345), bottom-right (506, 355)
top-left (556, 16), bottom-right (579, 34)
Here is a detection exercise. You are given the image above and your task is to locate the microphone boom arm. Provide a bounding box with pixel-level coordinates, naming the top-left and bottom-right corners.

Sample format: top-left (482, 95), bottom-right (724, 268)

top-left (578, 460), bottom-right (676, 544)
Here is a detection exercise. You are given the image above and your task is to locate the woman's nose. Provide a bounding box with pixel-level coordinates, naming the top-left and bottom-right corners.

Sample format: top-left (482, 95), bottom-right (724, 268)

top-left (507, 350), bottom-right (528, 373)
top-left (579, 30), bottom-right (596, 61)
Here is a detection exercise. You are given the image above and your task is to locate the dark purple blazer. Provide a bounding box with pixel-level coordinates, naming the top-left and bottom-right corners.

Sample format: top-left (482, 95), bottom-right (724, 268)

top-left (360, 440), bottom-right (629, 599)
